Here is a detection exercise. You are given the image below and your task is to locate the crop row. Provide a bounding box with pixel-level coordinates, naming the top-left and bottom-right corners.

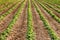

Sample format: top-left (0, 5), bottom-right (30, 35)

top-left (0, 3), bottom-right (12, 12)
top-left (0, 0), bottom-right (25, 40)
top-left (48, 3), bottom-right (60, 9)
top-left (36, 0), bottom-right (60, 23)
top-left (55, 5), bottom-right (60, 9)
top-left (0, 2), bottom-right (17, 12)
top-left (44, 3), bottom-right (60, 13)
top-left (0, 1), bottom-right (19, 14)
top-left (46, 3), bottom-right (60, 9)
top-left (0, 1), bottom-right (22, 22)
top-left (27, 0), bottom-right (35, 40)
top-left (0, 3), bottom-right (16, 12)
top-left (42, 2), bottom-right (60, 10)
top-left (32, 0), bottom-right (60, 40)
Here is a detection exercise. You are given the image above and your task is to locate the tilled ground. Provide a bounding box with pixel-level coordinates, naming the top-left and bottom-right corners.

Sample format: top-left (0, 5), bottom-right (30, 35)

top-left (0, 0), bottom-right (60, 40)
top-left (44, 4), bottom-right (60, 18)
top-left (36, 3), bottom-right (60, 37)
top-left (0, 2), bottom-right (17, 15)
top-left (0, 2), bottom-right (23, 33)
top-left (6, 2), bottom-right (27, 40)
top-left (31, 2), bottom-right (51, 40)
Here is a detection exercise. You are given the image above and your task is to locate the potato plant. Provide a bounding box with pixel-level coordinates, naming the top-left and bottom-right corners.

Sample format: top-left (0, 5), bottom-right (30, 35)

top-left (32, 0), bottom-right (60, 40)
top-left (0, 1), bottom-right (21, 21)
top-left (36, 1), bottom-right (60, 23)
top-left (27, 0), bottom-right (35, 40)
top-left (0, 0), bottom-right (25, 40)
top-left (45, 3), bottom-right (60, 13)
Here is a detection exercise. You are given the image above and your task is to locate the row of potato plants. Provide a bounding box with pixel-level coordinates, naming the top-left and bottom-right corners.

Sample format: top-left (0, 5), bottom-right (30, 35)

top-left (42, 2), bottom-right (60, 10)
top-left (44, 3), bottom-right (60, 13)
top-left (56, 4), bottom-right (60, 9)
top-left (0, 0), bottom-right (25, 40)
top-left (47, 3), bottom-right (60, 9)
top-left (0, 2), bottom-right (17, 12)
top-left (36, 0), bottom-right (60, 23)
top-left (0, 1), bottom-right (21, 22)
top-left (0, 3), bottom-right (12, 12)
top-left (56, 6), bottom-right (60, 9)
top-left (0, 1), bottom-right (19, 13)
top-left (32, 0), bottom-right (60, 40)
top-left (46, 2), bottom-right (60, 9)
top-left (27, 0), bottom-right (35, 40)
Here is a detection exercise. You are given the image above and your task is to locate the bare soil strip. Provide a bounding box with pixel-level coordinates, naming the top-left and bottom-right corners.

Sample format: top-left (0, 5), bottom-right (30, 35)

top-left (0, 2), bottom-right (17, 16)
top-left (44, 3), bottom-right (60, 10)
top-left (6, 2), bottom-right (27, 40)
top-left (51, 4), bottom-right (60, 10)
top-left (55, 4), bottom-right (60, 9)
top-left (0, 2), bottom-right (11, 7)
top-left (36, 3), bottom-right (60, 37)
top-left (31, 1), bottom-right (51, 40)
top-left (44, 4), bottom-right (60, 18)
top-left (0, 3), bottom-right (22, 33)
top-left (0, 3), bottom-right (12, 14)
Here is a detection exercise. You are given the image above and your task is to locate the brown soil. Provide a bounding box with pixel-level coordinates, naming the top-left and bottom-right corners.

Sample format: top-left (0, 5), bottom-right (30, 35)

top-left (0, 2), bottom-right (21, 33)
top-left (6, 2), bottom-right (27, 40)
top-left (0, 4), bottom-right (12, 13)
top-left (43, 3), bottom-right (60, 17)
top-left (0, 0), bottom-right (60, 40)
top-left (55, 4), bottom-right (60, 9)
top-left (0, 3), bottom-right (11, 8)
top-left (0, 5), bottom-right (5, 9)
top-left (31, 1), bottom-right (51, 40)
top-left (46, 3), bottom-right (60, 10)
top-left (36, 2), bottom-right (60, 37)
top-left (0, 2), bottom-right (18, 16)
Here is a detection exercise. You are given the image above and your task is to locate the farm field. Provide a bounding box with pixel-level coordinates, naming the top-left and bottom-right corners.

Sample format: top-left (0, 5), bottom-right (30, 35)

top-left (0, 0), bottom-right (60, 40)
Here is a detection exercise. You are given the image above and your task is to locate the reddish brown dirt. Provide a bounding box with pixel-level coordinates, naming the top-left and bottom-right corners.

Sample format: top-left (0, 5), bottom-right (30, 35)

top-left (36, 2), bottom-right (60, 37)
top-left (0, 0), bottom-right (60, 40)
top-left (0, 4), bottom-right (12, 14)
top-left (6, 2), bottom-right (27, 40)
top-left (0, 2), bottom-right (18, 16)
top-left (31, 1), bottom-right (51, 40)
top-left (0, 5), bottom-right (5, 9)
top-left (55, 4), bottom-right (60, 9)
top-left (0, 3), bottom-right (22, 34)
top-left (44, 4), bottom-right (60, 18)
top-left (45, 3), bottom-right (60, 10)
